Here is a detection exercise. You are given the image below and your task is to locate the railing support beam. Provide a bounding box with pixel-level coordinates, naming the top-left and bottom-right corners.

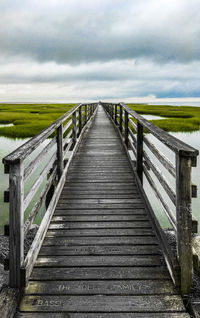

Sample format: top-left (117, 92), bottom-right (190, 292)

top-left (176, 154), bottom-right (193, 295)
top-left (136, 122), bottom-right (143, 184)
top-left (124, 110), bottom-right (129, 148)
top-left (72, 111), bottom-right (77, 147)
top-left (9, 162), bottom-right (24, 288)
top-left (78, 105), bottom-right (82, 136)
top-left (57, 124), bottom-right (63, 179)
top-left (119, 105), bottom-right (123, 133)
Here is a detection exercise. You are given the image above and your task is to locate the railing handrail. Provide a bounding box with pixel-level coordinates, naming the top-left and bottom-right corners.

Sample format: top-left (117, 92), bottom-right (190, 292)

top-left (102, 102), bottom-right (198, 158)
top-left (2, 102), bottom-right (97, 165)
top-left (3, 102), bottom-right (98, 288)
top-left (102, 101), bottom-right (198, 295)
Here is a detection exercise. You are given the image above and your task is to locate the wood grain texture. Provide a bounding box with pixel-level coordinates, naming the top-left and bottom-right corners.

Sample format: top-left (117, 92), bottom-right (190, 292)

top-left (16, 105), bottom-right (188, 317)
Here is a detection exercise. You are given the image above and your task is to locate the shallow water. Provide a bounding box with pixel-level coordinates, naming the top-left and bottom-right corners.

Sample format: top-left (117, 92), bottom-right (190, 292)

top-left (0, 130), bottom-right (200, 233)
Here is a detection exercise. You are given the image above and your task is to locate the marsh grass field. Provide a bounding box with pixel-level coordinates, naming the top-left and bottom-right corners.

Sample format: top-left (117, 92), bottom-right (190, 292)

top-left (0, 103), bottom-right (76, 138)
top-left (0, 103), bottom-right (200, 138)
top-left (128, 104), bottom-right (200, 132)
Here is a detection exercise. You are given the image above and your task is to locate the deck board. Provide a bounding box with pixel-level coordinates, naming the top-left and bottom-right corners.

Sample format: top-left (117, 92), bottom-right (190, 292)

top-left (17, 106), bottom-right (188, 317)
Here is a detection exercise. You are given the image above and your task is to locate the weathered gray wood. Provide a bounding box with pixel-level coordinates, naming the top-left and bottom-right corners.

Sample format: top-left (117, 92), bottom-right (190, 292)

top-left (24, 136), bottom-right (56, 182)
top-left (54, 208), bottom-right (146, 215)
top-left (19, 295), bottom-right (186, 312)
top-left (119, 105), bottom-right (123, 133)
top-left (85, 105), bottom-right (87, 124)
top-left (192, 183), bottom-right (197, 198)
top-left (9, 162), bottom-right (24, 288)
top-left (124, 110), bottom-right (129, 147)
top-left (26, 279), bottom-right (177, 295)
top-left (136, 121), bottom-right (143, 183)
top-left (21, 104), bottom-right (98, 286)
top-left (46, 228), bottom-right (154, 237)
top-left (143, 150), bottom-right (176, 205)
top-left (23, 153), bottom-right (56, 211)
top-left (63, 118), bottom-right (72, 134)
top-left (39, 244), bottom-right (160, 256)
top-left (24, 167), bottom-right (57, 235)
top-left (72, 111), bottom-right (77, 147)
top-left (129, 118), bottom-right (137, 132)
top-left (57, 124), bottom-right (63, 179)
top-left (22, 173), bottom-right (66, 286)
top-left (43, 236), bottom-right (158, 246)
top-left (51, 215), bottom-right (148, 222)
top-left (3, 103), bottom-right (82, 164)
top-left (176, 154), bottom-right (193, 295)
top-left (120, 102), bottom-right (199, 160)
top-left (31, 266), bottom-right (169, 281)
top-left (48, 221), bottom-right (151, 229)
top-left (143, 135), bottom-right (176, 178)
top-left (63, 139), bottom-right (72, 160)
top-left (143, 166), bottom-right (176, 230)
top-left (16, 313), bottom-right (190, 318)
top-left (78, 105), bottom-right (82, 135)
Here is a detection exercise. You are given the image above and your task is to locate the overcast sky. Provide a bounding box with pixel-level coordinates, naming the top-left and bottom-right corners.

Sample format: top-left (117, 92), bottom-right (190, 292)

top-left (0, 0), bottom-right (200, 103)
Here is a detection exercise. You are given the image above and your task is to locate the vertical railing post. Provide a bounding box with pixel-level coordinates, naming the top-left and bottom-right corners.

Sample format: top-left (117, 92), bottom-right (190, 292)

top-left (78, 105), bottom-right (82, 136)
top-left (85, 105), bottom-right (87, 125)
top-left (114, 105), bottom-right (118, 125)
top-left (124, 110), bottom-right (129, 148)
top-left (119, 105), bottom-right (123, 133)
top-left (9, 162), bottom-right (24, 288)
top-left (176, 154), bottom-right (193, 295)
top-left (136, 122), bottom-right (143, 184)
top-left (72, 110), bottom-right (77, 147)
top-left (57, 124), bottom-right (63, 179)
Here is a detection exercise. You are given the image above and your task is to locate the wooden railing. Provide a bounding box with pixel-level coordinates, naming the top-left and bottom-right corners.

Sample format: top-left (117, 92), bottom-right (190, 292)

top-left (102, 101), bottom-right (199, 295)
top-left (3, 103), bottom-right (98, 288)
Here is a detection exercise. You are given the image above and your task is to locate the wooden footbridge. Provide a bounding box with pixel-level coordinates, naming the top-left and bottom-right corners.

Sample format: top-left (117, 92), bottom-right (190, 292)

top-left (3, 102), bottom-right (199, 317)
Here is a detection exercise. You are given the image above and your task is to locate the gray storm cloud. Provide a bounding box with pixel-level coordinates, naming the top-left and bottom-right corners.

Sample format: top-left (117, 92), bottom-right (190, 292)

top-left (0, 0), bottom-right (199, 64)
top-left (0, 0), bottom-right (199, 101)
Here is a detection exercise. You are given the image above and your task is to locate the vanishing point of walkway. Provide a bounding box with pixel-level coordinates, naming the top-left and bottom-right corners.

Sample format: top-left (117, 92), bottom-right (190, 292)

top-left (17, 107), bottom-right (189, 317)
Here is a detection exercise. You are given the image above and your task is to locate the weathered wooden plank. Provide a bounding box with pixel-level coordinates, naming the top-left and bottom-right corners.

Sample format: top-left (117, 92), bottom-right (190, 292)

top-left (56, 203), bottom-right (145, 209)
top-left (54, 208), bottom-right (146, 215)
top-left (35, 255), bottom-right (162, 267)
top-left (43, 236), bottom-right (158, 246)
top-left (39, 245), bottom-right (160, 256)
top-left (57, 198), bottom-right (142, 204)
top-left (51, 215), bottom-right (148, 222)
top-left (19, 295), bottom-right (186, 312)
top-left (16, 313), bottom-right (190, 318)
top-left (46, 228), bottom-right (154, 237)
top-left (60, 193), bottom-right (140, 199)
top-left (63, 183), bottom-right (137, 189)
top-left (25, 279), bottom-right (177, 295)
top-left (48, 221), bottom-right (151, 229)
top-left (31, 266), bottom-right (170, 281)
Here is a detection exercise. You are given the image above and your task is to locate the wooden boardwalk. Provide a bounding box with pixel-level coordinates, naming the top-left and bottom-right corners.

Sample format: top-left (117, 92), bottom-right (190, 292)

top-left (16, 106), bottom-right (189, 317)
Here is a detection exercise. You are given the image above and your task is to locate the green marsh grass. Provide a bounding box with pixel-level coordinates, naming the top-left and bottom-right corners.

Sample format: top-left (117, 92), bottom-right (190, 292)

top-left (128, 104), bottom-right (200, 132)
top-left (0, 103), bottom-right (75, 138)
top-left (0, 103), bottom-right (200, 138)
